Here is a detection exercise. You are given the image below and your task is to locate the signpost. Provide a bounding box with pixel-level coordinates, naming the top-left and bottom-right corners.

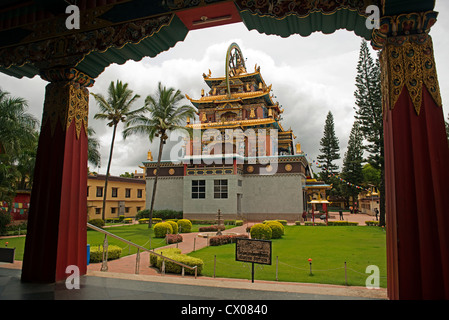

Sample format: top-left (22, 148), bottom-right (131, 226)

top-left (235, 238), bottom-right (272, 283)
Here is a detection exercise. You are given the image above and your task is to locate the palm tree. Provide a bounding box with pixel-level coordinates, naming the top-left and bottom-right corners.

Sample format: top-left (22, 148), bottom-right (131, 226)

top-left (16, 130), bottom-right (39, 190)
top-left (123, 82), bottom-right (196, 227)
top-left (87, 127), bottom-right (101, 169)
top-left (91, 80), bottom-right (142, 221)
top-left (0, 89), bottom-right (38, 158)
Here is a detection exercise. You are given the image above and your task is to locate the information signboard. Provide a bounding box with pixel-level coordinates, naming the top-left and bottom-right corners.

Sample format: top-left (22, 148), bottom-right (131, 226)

top-left (235, 238), bottom-right (272, 265)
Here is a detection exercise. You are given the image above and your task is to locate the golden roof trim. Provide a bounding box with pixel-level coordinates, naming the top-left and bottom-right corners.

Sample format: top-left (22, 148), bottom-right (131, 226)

top-left (203, 69), bottom-right (261, 81)
top-left (186, 118), bottom-right (276, 129)
top-left (186, 88), bottom-right (271, 103)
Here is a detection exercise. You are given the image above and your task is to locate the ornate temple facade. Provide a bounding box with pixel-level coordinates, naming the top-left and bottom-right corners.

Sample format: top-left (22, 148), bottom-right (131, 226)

top-left (143, 43), bottom-right (311, 221)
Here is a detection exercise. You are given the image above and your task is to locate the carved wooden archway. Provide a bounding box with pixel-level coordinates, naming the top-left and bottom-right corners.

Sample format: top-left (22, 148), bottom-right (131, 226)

top-left (0, 1), bottom-right (448, 299)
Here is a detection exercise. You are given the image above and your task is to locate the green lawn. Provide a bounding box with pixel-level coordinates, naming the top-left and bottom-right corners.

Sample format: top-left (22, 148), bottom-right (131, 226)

top-left (1, 224), bottom-right (387, 288)
top-left (188, 226), bottom-right (387, 288)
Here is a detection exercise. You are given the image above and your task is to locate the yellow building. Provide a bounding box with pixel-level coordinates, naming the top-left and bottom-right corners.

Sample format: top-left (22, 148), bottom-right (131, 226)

top-left (87, 174), bottom-right (146, 220)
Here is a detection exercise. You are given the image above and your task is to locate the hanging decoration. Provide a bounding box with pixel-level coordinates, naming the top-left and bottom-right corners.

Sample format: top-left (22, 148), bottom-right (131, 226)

top-left (309, 159), bottom-right (370, 192)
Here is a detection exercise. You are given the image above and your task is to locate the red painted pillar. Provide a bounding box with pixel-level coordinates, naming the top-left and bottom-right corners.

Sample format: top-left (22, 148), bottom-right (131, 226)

top-left (381, 36), bottom-right (449, 299)
top-left (21, 71), bottom-right (92, 283)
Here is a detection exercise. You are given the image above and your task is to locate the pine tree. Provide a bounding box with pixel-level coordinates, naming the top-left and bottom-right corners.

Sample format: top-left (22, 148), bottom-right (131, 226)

top-left (317, 111), bottom-right (340, 182)
top-left (354, 40), bottom-right (385, 226)
top-left (341, 121), bottom-right (364, 205)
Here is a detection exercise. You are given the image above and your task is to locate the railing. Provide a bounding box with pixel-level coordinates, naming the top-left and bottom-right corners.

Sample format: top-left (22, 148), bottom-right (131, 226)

top-left (87, 223), bottom-right (198, 278)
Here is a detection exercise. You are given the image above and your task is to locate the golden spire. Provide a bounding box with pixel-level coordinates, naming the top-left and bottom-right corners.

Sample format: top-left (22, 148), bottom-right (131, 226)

top-left (147, 150), bottom-right (153, 161)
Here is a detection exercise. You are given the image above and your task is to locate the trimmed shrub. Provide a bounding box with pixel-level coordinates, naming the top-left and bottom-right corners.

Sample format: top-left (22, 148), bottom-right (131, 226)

top-left (88, 219), bottom-right (105, 228)
top-left (150, 248), bottom-right (180, 266)
top-left (235, 220), bottom-right (244, 226)
top-left (123, 218), bottom-right (132, 224)
top-left (366, 221), bottom-right (379, 226)
top-left (295, 221), bottom-right (301, 225)
top-left (277, 220), bottom-right (288, 226)
top-left (177, 219), bottom-right (192, 233)
top-left (305, 222), bottom-right (326, 226)
top-left (166, 220), bottom-right (178, 234)
top-left (138, 218), bottom-right (149, 224)
top-left (166, 234), bottom-right (183, 244)
top-left (250, 223), bottom-right (272, 240)
top-left (89, 245), bottom-right (122, 263)
top-left (327, 221), bottom-right (359, 226)
top-left (154, 222), bottom-right (173, 238)
top-left (264, 221), bottom-right (284, 239)
top-left (209, 234), bottom-right (248, 246)
top-left (198, 225), bottom-right (225, 232)
top-left (149, 248), bottom-right (203, 275)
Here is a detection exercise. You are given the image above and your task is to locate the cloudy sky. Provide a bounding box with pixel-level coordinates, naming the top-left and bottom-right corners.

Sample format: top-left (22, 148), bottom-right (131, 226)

top-left (1, 2), bottom-right (448, 177)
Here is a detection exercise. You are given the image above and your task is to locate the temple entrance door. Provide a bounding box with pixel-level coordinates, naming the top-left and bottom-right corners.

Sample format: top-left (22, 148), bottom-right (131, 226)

top-left (237, 193), bottom-right (242, 219)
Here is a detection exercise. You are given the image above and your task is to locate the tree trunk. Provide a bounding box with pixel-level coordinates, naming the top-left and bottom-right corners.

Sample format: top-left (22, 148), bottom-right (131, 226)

top-left (101, 124), bottom-right (117, 221)
top-left (379, 154), bottom-right (386, 227)
top-left (148, 135), bottom-right (164, 228)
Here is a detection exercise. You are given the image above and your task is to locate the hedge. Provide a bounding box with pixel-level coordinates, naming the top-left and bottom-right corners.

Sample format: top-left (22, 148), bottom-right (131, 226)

top-left (88, 219), bottom-right (105, 228)
top-left (149, 248), bottom-right (203, 275)
top-left (90, 245), bottom-right (122, 263)
top-left (154, 222), bottom-right (173, 238)
top-left (198, 225), bottom-right (225, 232)
top-left (166, 234), bottom-right (183, 244)
top-left (209, 234), bottom-right (248, 246)
top-left (136, 209), bottom-right (183, 220)
top-left (328, 221), bottom-right (359, 226)
top-left (250, 223), bottom-right (272, 240)
top-left (304, 221), bottom-right (359, 226)
top-left (304, 222), bottom-right (326, 226)
top-left (177, 219), bottom-right (192, 233)
top-left (365, 221), bottom-right (379, 226)
top-left (264, 221), bottom-right (284, 239)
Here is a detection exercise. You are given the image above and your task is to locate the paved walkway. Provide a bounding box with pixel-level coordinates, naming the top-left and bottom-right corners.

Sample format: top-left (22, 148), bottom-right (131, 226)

top-left (86, 223), bottom-right (250, 276)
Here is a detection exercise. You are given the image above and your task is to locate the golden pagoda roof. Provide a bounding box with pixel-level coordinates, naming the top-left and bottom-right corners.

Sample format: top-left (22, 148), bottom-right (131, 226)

top-left (185, 85), bottom-right (273, 104)
top-left (203, 69), bottom-right (262, 82)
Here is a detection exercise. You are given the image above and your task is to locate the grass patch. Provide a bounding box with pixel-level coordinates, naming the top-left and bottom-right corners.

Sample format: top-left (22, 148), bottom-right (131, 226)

top-left (189, 226), bottom-right (387, 288)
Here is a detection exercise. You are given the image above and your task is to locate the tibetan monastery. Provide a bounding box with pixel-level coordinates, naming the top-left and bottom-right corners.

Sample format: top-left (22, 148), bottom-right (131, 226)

top-left (143, 43), bottom-right (313, 221)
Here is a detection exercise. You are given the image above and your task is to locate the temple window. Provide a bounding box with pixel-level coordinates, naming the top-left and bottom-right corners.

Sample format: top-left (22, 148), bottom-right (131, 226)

top-left (192, 180), bottom-right (206, 199)
top-left (214, 179), bottom-right (228, 199)
top-left (111, 187), bottom-right (118, 197)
